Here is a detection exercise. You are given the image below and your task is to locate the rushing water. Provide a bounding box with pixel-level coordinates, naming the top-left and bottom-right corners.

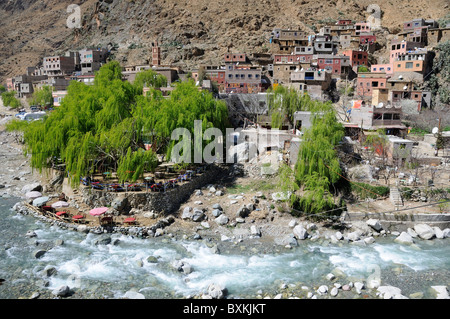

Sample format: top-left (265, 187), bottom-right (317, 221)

top-left (1, 197), bottom-right (449, 299)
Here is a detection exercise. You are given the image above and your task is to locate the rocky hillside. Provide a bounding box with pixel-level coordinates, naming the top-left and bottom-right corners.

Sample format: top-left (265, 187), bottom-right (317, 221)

top-left (0, 0), bottom-right (448, 83)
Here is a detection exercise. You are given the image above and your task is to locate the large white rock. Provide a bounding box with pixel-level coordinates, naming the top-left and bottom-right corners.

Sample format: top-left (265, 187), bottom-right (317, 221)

top-left (366, 219), bottom-right (383, 232)
top-left (443, 228), bottom-right (450, 238)
top-left (433, 227), bottom-right (444, 239)
top-left (293, 225), bottom-right (308, 240)
top-left (124, 290), bottom-right (146, 299)
top-left (430, 286), bottom-right (450, 299)
top-left (377, 286), bottom-right (402, 299)
top-left (394, 232), bottom-right (414, 245)
top-left (250, 225), bottom-right (261, 237)
top-left (181, 207), bottom-right (193, 220)
top-left (414, 224), bottom-right (435, 240)
top-left (215, 214), bottom-right (229, 225)
top-left (347, 231), bottom-right (361, 242)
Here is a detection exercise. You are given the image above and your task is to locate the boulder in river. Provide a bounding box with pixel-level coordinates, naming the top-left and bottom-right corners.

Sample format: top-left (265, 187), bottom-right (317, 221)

top-left (394, 232), bottom-right (414, 245)
top-left (293, 225), bottom-right (308, 240)
top-left (366, 219), bottom-right (383, 232)
top-left (414, 224), bottom-right (435, 240)
top-left (52, 285), bottom-right (71, 297)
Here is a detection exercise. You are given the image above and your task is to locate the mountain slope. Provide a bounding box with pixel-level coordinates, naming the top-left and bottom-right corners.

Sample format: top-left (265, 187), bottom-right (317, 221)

top-left (0, 0), bottom-right (448, 83)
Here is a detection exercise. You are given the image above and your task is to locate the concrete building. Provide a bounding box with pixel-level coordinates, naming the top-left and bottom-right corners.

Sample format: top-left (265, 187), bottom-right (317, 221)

top-left (225, 65), bottom-right (262, 94)
top-left (43, 55), bottom-right (76, 77)
top-left (290, 69), bottom-right (332, 100)
top-left (342, 50), bottom-right (368, 70)
top-left (52, 90), bottom-right (68, 107)
top-left (355, 22), bottom-right (371, 36)
top-left (314, 54), bottom-right (351, 77)
top-left (347, 100), bottom-right (406, 136)
top-left (79, 48), bottom-right (108, 74)
top-left (393, 48), bottom-right (432, 76)
top-left (389, 40), bottom-right (421, 64)
top-left (371, 64), bottom-right (394, 74)
top-left (270, 29), bottom-right (309, 53)
top-left (356, 73), bottom-right (388, 100)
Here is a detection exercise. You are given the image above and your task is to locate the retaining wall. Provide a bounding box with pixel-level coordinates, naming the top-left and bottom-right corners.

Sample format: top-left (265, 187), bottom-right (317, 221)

top-left (343, 211), bottom-right (450, 231)
top-left (79, 164), bottom-right (229, 215)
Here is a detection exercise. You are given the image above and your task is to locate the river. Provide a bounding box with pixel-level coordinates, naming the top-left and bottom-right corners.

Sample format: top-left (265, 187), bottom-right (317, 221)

top-left (0, 196), bottom-right (449, 299)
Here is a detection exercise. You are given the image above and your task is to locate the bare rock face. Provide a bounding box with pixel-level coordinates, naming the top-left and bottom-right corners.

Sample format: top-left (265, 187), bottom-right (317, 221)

top-left (1, 0), bottom-right (447, 84)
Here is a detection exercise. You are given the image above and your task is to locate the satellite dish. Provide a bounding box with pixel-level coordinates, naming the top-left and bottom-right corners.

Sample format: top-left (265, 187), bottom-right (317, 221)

top-left (432, 127), bottom-right (439, 134)
top-left (403, 86), bottom-right (408, 90)
top-left (377, 102), bottom-right (384, 108)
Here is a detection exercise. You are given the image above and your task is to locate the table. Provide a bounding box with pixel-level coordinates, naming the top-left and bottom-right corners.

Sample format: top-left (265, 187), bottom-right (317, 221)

top-left (72, 215), bottom-right (85, 223)
top-left (124, 217), bottom-right (136, 225)
top-left (56, 211), bottom-right (67, 216)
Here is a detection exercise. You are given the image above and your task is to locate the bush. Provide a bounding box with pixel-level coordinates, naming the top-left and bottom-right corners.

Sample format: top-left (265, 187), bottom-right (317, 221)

top-left (1, 91), bottom-right (21, 108)
top-left (351, 182), bottom-right (390, 199)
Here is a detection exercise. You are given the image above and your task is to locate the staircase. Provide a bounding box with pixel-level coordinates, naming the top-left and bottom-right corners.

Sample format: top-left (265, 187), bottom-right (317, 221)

top-left (390, 187), bottom-right (403, 210)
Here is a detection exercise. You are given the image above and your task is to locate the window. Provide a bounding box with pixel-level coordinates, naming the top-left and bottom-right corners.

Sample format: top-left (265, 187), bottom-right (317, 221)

top-left (383, 113), bottom-right (392, 120)
top-left (373, 68), bottom-right (377, 71)
top-left (255, 74), bottom-right (259, 78)
top-left (373, 113), bottom-right (382, 120)
top-left (393, 114), bottom-right (401, 120)
top-left (387, 67), bottom-right (391, 71)
top-left (405, 62), bottom-right (413, 69)
top-left (416, 63), bottom-right (420, 67)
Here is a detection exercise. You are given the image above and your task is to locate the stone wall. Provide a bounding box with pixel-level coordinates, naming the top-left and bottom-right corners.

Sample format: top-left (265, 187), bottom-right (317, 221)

top-left (79, 164), bottom-right (229, 215)
top-left (343, 211), bottom-right (450, 231)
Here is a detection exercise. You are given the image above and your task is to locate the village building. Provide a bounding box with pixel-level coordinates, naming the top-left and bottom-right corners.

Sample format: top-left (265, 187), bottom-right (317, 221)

top-left (79, 48), bottom-right (109, 75)
top-left (289, 69), bottom-right (332, 100)
top-left (427, 26), bottom-right (450, 47)
top-left (43, 55), bottom-right (76, 77)
top-left (354, 22), bottom-right (371, 36)
top-left (355, 72), bottom-right (388, 100)
top-left (371, 64), bottom-right (394, 74)
top-left (342, 49), bottom-right (368, 71)
top-left (270, 29), bottom-right (309, 53)
top-left (392, 48), bottom-right (433, 76)
top-left (314, 54), bottom-right (352, 77)
top-left (346, 100), bottom-right (407, 137)
top-left (224, 65), bottom-right (262, 94)
top-left (389, 39), bottom-right (422, 64)
top-left (52, 90), bottom-right (68, 107)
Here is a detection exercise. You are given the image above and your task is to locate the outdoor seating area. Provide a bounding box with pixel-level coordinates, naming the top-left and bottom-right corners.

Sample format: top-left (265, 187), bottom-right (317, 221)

top-left (80, 165), bottom-right (207, 193)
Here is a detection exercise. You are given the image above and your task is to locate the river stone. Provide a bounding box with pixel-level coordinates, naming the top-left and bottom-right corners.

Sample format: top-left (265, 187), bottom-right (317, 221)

top-left (26, 230), bottom-right (37, 238)
top-left (364, 236), bottom-right (375, 244)
top-left (250, 225), bottom-right (261, 237)
top-left (335, 231), bottom-right (343, 240)
top-left (215, 214), bottom-right (229, 225)
top-left (366, 219), bottom-right (383, 232)
top-left (235, 217), bottom-right (245, 223)
top-left (414, 224), bottom-right (435, 240)
top-left (354, 282), bottom-right (365, 294)
top-left (330, 287), bottom-right (339, 297)
top-left (94, 236), bottom-right (111, 245)
top-left (342, 284), bottom-right (351, 291)
top-left (395, 232), bottom-right (414, 245)
top-left (212, 209), bottom-right (222, 217)
top-left (212, 203), bottom-right (222, 210)
top-left (215, 190), bottom-right (224, 196)
top-left (377, 286), bottom-right (402, 299)
top-left (33, 250), bottom-right (47, 259)
top-left (443, 228), bottom-right (450, 238)
top-left (288, 220), bottom-right (297, 228)
top-left (147, 256), bottom-right (158, 263)
top-left (347, 231), bottom-right (361, 242)
top-left (21, 183), bottom-right (42, 193)
top-left (41, 266), bottom-right (57, 277)
top-left (318, 285), bottom-right (328, 294)
top-left (124, 290), bottom-right (145, 299)
top-left (407, 227), bottom-right (418, 238)
top-left (208, 283), bottom-right (227, 299)
top-left (181, 207), bottom-right (192, 220)
top-left (236, 206), bottom-right (250, 218)
top-left (433, 227), bottom-right (444, 239)
top-left (326, 273), bottom-right (335, 281)
top-left (293, 225), bottom-right (308, 240)
top-left (192, 209), bottom-right (205, 222)
top-left (52, 285), bottom-right (70, 297)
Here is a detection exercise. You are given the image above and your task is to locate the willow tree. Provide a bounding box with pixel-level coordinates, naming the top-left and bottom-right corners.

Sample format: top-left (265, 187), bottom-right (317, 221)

top-left (134, 69), bottom-right (168, 91)
top-left (293, 107), bottom-right (345, 218)
top-left (267, 85), bottom-right (333, 129)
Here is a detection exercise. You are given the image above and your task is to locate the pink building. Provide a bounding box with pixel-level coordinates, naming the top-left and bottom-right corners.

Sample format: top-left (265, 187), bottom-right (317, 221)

top-left (355, 22), bottom-right (371, 35)
top-left (371, 64), bottom-right (394, 74)
top-left (389, 40), bottom-right (420, 64)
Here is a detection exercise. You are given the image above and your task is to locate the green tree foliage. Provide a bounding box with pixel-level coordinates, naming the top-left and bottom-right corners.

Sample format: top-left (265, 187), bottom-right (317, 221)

top-left (1, 91), bottom-right (21, 108)
top-left (293, 105), bottom-right (345, 218)
top-left (134, 69), bottom-right (168, 91)
top-left (29, 85), bottom-right (53, 107)
top-left (7, 61), bottom-right (229, 188)
top-left (267, 85), bottom-right (332, 129)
